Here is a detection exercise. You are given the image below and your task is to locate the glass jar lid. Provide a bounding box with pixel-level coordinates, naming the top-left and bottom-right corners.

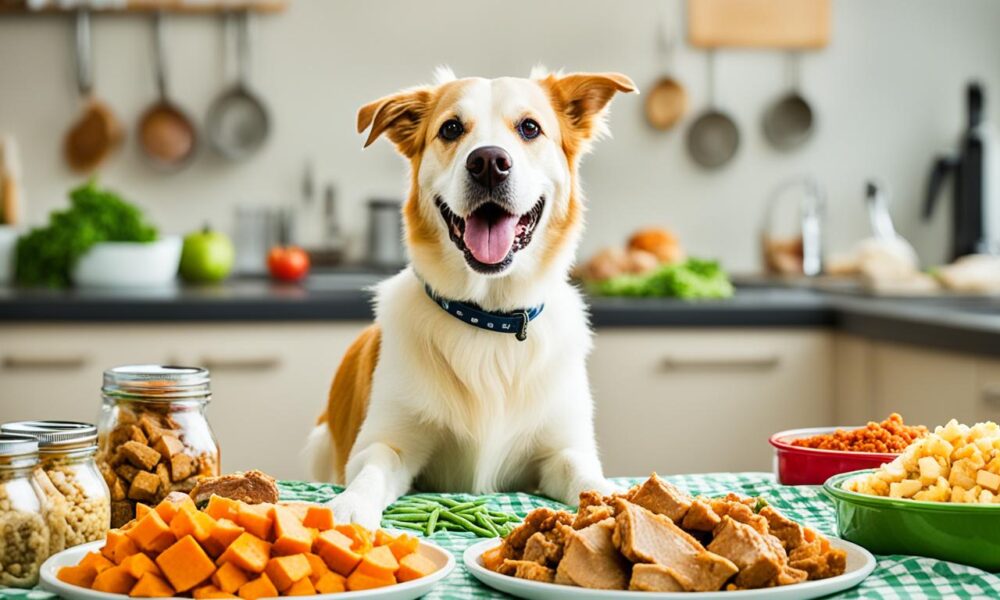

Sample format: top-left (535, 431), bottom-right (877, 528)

top-left (0, 433), bottom-right (39, 457)
top-left (103, 364), bottom-right (211, 401)
top-left (1, 421), bottom-right (98, 452)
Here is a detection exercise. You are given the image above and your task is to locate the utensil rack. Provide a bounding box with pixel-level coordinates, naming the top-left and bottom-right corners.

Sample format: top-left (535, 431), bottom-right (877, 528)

top-left (0, 0), bottom-right (287, 14)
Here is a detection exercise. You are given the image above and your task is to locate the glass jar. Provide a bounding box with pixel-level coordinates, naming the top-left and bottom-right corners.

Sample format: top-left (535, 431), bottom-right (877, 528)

top-left (98, 365), bottom-right (220, 527)
top-left (1, 421), bottom-right (111, 552)
top-left (0, 434), bottom-right (51, 588)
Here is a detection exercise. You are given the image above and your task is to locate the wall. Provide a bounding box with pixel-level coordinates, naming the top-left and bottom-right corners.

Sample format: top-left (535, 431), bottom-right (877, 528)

top-left (1, 0), bottom-right (999, 271)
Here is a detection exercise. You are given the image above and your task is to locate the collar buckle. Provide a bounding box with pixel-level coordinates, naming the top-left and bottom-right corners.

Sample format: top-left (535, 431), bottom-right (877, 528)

top-left (516, 310), bottom-right (530, 342)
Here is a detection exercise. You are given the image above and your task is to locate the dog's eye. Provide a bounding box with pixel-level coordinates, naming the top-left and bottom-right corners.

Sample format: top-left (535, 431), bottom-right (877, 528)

top-left (438, 119), bottom-right (464, 142)
top-left (517, 119), bottom-right (542, 141)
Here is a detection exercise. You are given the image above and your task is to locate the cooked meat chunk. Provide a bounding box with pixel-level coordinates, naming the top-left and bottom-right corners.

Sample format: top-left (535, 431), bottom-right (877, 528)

top-left (709, 497), bottom-right (769, 535)
top-left (788, 539), bottom-right (847, 580)
top-left (555, 518), bottom-right (629, 590)
top-left (504, 508), bottom-right (573, 554)
top-left (500, 560), bottom-right (555, 583)
top-left (706, 516), bottom-right (784, 589)
top-left (121, 440), bottom-right (162, 471)
top-left (777, 565), bottom-right (809, 585)
top-left (523, 532), bottom-right (563, 567)
top-left (629, 473), bottom-right (693, 523)
top-left (760, 506), bottom-right (806, 550)
top-left (189, 469), bottom-right (278, 505)
top-left (681, 498), bottom-right (721, 531)
top-left (127, 470), bottom-right (161, 502)
top-left (574, 504), bottom-right (615, 530)
top-left (629, 563), bottom-right (685, 591)
top-left (613, 499), bottom-right (737, 592)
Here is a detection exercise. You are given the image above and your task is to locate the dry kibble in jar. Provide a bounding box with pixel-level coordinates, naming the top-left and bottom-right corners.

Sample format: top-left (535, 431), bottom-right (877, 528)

top-left (0, 434), bottom-right (51, 588)
top-left (0, 422), bottom-right (111, 551)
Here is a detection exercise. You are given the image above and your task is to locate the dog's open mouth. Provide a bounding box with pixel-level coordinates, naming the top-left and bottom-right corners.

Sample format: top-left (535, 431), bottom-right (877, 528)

top-left (437, 197), bottom-right (545, 274)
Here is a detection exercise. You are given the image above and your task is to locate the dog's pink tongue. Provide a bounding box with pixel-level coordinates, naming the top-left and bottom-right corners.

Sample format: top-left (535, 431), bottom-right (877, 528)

top-left (464, 212), bottom-right (519, 264)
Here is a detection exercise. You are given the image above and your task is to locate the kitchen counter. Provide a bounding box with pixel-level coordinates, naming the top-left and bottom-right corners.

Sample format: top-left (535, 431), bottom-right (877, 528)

top-left (1, 275), bottom-right (999, 356)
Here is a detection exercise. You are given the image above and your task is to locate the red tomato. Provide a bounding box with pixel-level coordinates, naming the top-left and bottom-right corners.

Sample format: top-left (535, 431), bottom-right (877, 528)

top-left (267, 246), bottom-right (310, 282)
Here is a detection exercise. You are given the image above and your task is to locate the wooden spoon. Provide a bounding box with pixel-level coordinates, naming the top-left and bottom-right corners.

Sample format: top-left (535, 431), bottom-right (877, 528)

top-left (64, 10), bottom-right (123, 173)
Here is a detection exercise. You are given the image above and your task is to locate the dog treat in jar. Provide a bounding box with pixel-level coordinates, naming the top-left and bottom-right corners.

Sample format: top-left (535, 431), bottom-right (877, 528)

top-left (1, 421), bottom-right (111, 551)
top-left (0, 434), bottom-right (51, 588)
top-left (98, 365), bottom-right (220, 527)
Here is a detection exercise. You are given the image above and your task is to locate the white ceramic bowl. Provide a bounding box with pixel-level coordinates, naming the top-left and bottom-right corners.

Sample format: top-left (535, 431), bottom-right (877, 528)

top-left (72, 236), bottom-right (181, 288)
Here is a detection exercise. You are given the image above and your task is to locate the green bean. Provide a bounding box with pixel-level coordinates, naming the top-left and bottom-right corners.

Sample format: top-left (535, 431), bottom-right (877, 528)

top-left (425, 508), bottom-right (440, 536)
top-left (385, 513), bottom-right (431, 522)
top-left (383, 521), bottom-right (424, 531)
top-left (449, 499), bottom-right (488, 512)
top-left (475, 512), bottom-right (500, 537)
top-left (439, 510), bottom-right (494, 537)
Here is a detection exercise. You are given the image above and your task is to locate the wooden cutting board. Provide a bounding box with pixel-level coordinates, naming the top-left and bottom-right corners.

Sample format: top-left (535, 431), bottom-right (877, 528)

top-left (688, 0), bottom-right (830, 49)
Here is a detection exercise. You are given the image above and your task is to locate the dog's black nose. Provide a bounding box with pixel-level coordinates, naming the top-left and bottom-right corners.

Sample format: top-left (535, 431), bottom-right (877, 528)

top-left (466, 146), bottom-right (512, 190)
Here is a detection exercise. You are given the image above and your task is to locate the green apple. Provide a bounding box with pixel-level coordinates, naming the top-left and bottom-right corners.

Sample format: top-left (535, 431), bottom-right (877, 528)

top-left (179, 226), bottom-right (234, 282)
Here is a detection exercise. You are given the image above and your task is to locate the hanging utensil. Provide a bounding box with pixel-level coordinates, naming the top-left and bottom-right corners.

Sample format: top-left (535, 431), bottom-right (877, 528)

top-left (206, 11), bottom-right (271, 160)
top-left (63, 9), bottom-right (123, 173)
top-left (762, 52), bottom-right (815, 151)
top-left (137, 11), bottom-right (197, 171)
top-left (644, 12), bottom-right (687, 131)
top-left (685, 51), bottom-right (740, 169)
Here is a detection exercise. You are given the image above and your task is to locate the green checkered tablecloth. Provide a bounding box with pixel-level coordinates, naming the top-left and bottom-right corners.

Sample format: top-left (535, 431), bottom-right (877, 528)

top-left (6, 474), bottom-right (999, 599)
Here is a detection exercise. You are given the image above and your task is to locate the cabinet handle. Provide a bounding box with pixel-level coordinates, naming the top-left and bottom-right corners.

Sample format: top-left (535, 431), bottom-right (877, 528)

top-left (661, 355), bottom-right (780, 372)
top-left (983, 385), bottom-right (1000, 407)
top-left (2, 355), bottom-right (87, 370)
top-left (200, 356), bottom-right (282, 371)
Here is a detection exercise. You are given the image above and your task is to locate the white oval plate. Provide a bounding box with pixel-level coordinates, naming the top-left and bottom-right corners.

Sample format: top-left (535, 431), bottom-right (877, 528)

top-left (464, 537), bottom-right (875, 600)
top-left (41, 539), bottom-right (455, 600)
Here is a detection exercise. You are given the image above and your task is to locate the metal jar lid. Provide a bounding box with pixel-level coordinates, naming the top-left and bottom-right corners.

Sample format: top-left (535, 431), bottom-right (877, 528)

top-left (1, 421), bottom-right (98, 449)
top-left (0, 433), bottom-right (40, 457)
top-left (102, 364), bottom-right (211, 401)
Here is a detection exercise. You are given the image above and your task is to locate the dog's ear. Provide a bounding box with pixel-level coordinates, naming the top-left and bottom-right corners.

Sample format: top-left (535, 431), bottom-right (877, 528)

top-left (540, 72), bottom-right (636, 151)
top-left (357, 88), bottom-right (434, 157)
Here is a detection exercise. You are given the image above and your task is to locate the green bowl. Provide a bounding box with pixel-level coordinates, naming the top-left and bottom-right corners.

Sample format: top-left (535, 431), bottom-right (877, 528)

top-left (825, 470), bottom-right (1000, 571)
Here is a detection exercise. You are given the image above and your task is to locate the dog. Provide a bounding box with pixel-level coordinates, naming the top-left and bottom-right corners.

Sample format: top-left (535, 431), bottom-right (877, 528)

top-left (305, 67), bottom-right (636, 529)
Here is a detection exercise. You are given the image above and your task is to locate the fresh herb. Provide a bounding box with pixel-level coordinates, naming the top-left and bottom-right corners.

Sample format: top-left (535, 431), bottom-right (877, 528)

top-left (590, 258), bottom-right (734, 300)
top-left (15, 179), bottom-right (157, 287)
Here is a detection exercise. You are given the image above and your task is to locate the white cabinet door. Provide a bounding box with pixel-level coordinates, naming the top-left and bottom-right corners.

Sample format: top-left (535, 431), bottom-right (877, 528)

top-left (833, 334), bottom-right (875, 425)
top-left (976, 358), bottom-right (1000, 424)
top-left (589, 329), bottom-right (833, 477)
top-left (870, 342), bottom-right (978, 427)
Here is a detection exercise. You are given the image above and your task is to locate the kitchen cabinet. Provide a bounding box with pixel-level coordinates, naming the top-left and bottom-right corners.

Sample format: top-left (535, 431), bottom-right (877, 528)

top-left (589, 328), bottom-right (834, 477)
top-left (0, 322), bottom-right (368, 481)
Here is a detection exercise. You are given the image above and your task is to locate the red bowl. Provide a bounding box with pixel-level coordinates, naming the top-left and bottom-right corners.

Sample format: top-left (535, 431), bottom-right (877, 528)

top-left (769, 427), bottom-right (899, 485)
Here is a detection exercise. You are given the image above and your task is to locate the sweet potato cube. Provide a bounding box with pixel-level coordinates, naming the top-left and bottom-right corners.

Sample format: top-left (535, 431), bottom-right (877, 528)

top-left (80, 551), bottom-right (115, 573)
top-left (193, 584), bottom-right (238, 599)
top-left (206, 518), bottom-right (246, 557)
top-left (264, 554), bottom-right (312, 592)
top-left (129, 572), bottom-right (175, 598)
top-left (206, 495), bottom-right (242, 521)
top-left (374, 530), bottom-right (396, 547)
top-left (346, 570), bottom-right (395, 591)
top-left (357, 545), bottom-right (399, 579)
top-left (303, 554), bottom-right (329, 582)
top-left (126, 510), bottom-right (174, 552)
top-left (147, 530), bottom-right (178, 554)
top-left (286, 577), bottom-right (316, 596)
top-left (171, 504), bottom-right (217, 544)
top-left (212, 561), bottom-right (250, 594)
top-left (237, 573), bottom-right (278, 600)
top-left (335, 523), bottom-right (373, 555)
top-left (156, 492), bottom-right (197, 524)
top-left (156, 534), bottom-right (218, 592)
top-left (135, 502), bottom-right (153, 520)
top-left (102, 529), bottom-right (140, 564)
top-left (120, 552), bottom-right (163, 579)
top-left (58, 564), bottom-right (98, 588)
top-left (237, 503), bottom-right (273, 540)
top-left (301, 506), bottom-right (334, 531)
top-left (387, 534), bottom-right (419, 561)
top-left (313, 572), bottom-right (346, 594)
top-left (93, 565), bottom-right (137, 594)
top-left (397, 552), bottom-right (437, 583)
top-left (271, 505), bottom-right (313, 556)
top-left (217, 532), bottom-right (272, 574)
top-left (314, 529), bottom-right (361, 576)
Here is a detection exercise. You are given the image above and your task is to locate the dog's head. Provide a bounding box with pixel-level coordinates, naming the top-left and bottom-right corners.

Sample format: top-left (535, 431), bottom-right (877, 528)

top-left (358, 67), bottom-right (635, 307)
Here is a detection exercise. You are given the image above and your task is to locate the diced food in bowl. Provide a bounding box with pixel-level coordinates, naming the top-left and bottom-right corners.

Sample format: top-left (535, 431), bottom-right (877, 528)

top-left (845, 419), bottom-right (1000, 503)
top-left (791, 414), bottom-right (927, 453)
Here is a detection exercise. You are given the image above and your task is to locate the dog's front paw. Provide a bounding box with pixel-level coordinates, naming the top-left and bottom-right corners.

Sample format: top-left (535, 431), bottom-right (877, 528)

top-left (328, 491), bottom-right (383, 530)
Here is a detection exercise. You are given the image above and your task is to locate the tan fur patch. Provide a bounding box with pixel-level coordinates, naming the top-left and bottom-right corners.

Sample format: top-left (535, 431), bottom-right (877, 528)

top-left (322, 324), bottom-right (382, 481)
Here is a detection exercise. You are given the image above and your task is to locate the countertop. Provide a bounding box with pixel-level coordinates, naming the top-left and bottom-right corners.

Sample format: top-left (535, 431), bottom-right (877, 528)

top-left (2, 273), bottom-right (999, 357)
